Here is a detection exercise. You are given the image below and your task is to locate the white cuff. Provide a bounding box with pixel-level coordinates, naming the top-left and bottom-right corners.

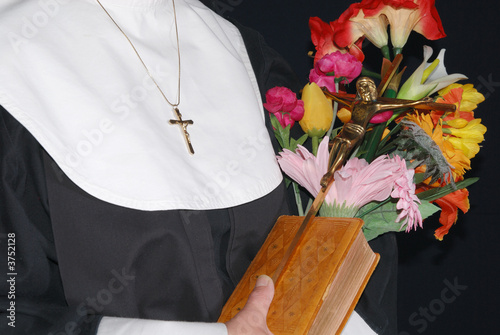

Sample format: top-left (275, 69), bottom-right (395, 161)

top-left (97, 316), bottom-right (228, 335)
top-left (341, 311), bottom-right (377, 335)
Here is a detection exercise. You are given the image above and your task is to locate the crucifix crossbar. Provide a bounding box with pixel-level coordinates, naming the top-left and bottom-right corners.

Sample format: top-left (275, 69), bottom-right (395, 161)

top-left (169, 107), bottom-right (195, 155)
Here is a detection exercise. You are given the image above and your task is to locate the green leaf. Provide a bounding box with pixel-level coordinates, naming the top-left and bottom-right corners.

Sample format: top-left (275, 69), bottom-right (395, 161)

top-left (377, 122), bottom-right (402, 155)
top-left (417, 177), bottom-right (479, 201)
top-left (270, 114), bottom-right (285, 148)
top-left (413, 172), bottom-right (427, 184)
top-left (361, 123), bottom-right (385, 163)
top-left (289, 134), bottom-right (308, 152)
top-left (358, 200), bottom-right (440, 241)
top-left (282, 124), bottom-right (291, 149)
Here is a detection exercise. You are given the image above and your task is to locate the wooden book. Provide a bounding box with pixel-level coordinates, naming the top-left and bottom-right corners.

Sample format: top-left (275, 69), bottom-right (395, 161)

top-left (218, 216), bottom-right (379, 335)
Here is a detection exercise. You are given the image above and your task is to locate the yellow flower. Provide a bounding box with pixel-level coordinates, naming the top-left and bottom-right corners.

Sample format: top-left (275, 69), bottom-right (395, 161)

top-left (446, 137), bottom-right (481, 159)
top-left (406, 113), bottom-right (470, 180)
top-left (299, 82), bottom-right (333, 137)
top-left (443, 119), bottom-right (487, 159)
top-left (438, 83), bottom-right (485, 112)
top-left (444, 119), bottom-right (486, 142)
top-left (444, 118), bottom-right (468, 129)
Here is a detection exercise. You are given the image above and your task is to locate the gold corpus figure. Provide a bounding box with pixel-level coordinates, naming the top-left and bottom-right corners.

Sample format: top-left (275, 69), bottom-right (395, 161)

top-left (320, 76), bottom-right (432, 187)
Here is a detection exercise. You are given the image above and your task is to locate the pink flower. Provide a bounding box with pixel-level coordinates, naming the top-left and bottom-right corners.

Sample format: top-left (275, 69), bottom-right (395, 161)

top-left (263, 87), bottom-right (304, 128)
top-left (276, 137), bottom-right (330, 197)
top-left (369, 110), bottom-right (393, 123)
top-left (390, 155), bottom-right (423, 231)
top-left (277, 139), bottom-right (422, 229)
top-left (309, 51), bottom-right (362, 92)
top-left (309, 69), bottom-right (336, 94)
top-left (327, 155), bottom-right (396, 209)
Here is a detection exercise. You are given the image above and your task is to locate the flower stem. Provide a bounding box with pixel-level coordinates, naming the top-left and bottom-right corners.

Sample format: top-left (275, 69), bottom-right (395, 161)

top-left (393, 47), bottom-right (403, 57)
top-left (326, 82), bottom-right (339, 139)
top-left (292, 182), bottom-right (304, 216)
top-left (361, 67), bottom-right (381, 80)
top-left (381, 45), bottom-right (391, 60)
top-left (312, 136), bottom-right (319, 156)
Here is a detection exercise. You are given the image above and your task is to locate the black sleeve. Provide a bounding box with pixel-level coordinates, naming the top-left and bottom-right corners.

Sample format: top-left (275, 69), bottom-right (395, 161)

top-left (0, 106), bottom-right (101, 335)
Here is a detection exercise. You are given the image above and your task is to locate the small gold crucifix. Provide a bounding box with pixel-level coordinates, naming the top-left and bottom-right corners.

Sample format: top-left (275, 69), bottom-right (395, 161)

top-left (169, 107), bottom-right (195, 155)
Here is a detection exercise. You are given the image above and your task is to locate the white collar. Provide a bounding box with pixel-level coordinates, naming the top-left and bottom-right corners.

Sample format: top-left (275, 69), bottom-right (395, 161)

top-left (0, 0), bottom-right (282, 210)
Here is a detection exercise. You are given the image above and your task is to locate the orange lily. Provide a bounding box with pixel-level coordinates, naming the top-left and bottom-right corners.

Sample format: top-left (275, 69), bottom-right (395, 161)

top-left (432, 188), bottom-right (470, 240)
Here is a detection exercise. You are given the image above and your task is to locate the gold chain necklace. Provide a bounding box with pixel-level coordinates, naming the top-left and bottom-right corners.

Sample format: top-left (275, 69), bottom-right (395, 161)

top-left (95, 0), bottom-right (195, 155)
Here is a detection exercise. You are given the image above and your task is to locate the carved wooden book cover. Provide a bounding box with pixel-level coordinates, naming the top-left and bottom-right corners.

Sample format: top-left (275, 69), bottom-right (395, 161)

top-left (218, 216), bottom-right (379, 335)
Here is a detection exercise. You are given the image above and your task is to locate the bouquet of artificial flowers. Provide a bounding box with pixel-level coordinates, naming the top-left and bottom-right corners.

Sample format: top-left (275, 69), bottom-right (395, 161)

top-left (264, 0), bottom-right (486, 241)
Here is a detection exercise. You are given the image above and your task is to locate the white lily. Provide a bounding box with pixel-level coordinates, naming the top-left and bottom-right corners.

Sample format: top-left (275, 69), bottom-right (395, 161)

top-left (397, 46), bottom-right (467, 100)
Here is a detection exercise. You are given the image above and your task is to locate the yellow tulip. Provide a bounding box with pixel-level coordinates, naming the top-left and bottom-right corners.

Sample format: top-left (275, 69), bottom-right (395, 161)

top-left (299, 82), bottom-right (333, 137)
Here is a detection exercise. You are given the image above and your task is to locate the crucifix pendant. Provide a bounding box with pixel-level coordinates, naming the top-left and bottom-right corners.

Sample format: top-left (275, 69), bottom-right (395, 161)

top-left (168, 107), bottom-right (195, 155)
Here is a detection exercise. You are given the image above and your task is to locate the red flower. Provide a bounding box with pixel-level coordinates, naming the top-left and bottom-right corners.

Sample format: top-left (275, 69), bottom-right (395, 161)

top-left (332, 1), bottom-right (389, 50)
top-left (309, 17), bottom-right (365, 65)
top-left (331, 0), bottom-right (445, 53)
top-left (380, 0), bottom-right (446, 49)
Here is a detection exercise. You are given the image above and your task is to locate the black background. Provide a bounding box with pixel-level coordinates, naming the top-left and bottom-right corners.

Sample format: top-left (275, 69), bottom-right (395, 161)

top-left (223, 1), bottom-right (499, 334)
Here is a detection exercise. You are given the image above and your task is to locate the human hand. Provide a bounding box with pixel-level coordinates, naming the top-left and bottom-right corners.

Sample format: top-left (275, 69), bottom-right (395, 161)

top-left (225, 275), bottom-right (274, 335)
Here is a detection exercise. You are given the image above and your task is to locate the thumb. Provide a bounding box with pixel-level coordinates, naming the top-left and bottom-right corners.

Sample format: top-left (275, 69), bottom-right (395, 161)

top-left (246, 275), bottom-right (274, 312)
top-left (225, 275), bottom-right (275, 335)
